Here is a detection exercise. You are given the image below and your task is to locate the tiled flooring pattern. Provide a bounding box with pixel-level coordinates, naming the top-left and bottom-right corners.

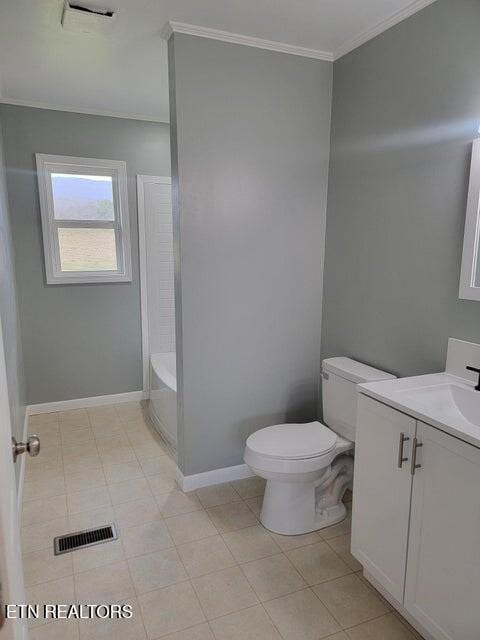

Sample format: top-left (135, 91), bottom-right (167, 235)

top-left (22, 402), bottom-right (424, 640)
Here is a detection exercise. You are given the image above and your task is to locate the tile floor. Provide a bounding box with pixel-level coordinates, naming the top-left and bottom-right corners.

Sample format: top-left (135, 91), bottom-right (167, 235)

top-left (22, 402), bottom-right (424, 640)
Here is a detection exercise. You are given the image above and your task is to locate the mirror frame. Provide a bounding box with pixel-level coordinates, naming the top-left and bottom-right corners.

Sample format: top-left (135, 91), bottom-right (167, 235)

top-left (459, 139), bottom-right (480, 301)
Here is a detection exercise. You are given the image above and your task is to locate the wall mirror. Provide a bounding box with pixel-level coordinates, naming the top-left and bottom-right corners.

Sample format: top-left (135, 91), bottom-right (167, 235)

top-left (459, 139), bottom-right (480, 300)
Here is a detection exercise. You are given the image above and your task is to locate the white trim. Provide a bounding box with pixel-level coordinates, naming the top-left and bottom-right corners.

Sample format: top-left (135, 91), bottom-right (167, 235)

top-left (162, 22), bottom-right (333, 62)
top-left (36, 154), bottom-right (132, 284)
top-left (333, 0), bottom-right (438, 60)
top-left (162, 3), bottom-right (437, 63)
top-left (176, 463), bottom-right (254, 492)
top-left (137, 175), bottom-right (173, 393)
top-left (0, 98), bottom-right (169, 124)
top-left (459, 139), bottom-right (480, 301)
top-left (0, 317), bottom-right (27, 638)
top-left (137, 175), bottom-right (149, 393)
top-left (27, 390), bottom-right (147, 415)
top-left (16, 412), bottom-right (29, 519)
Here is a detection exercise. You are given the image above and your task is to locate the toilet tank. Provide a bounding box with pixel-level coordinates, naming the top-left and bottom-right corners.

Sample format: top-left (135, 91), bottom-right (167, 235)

top-left (322, 357), bottom-right (396, 442)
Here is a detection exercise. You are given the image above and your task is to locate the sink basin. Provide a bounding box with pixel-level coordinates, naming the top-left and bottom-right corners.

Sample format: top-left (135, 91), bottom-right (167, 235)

top-left (359, 371), bottom-right (480, 449)
top-left (402, 383), bottom-right (480, 427)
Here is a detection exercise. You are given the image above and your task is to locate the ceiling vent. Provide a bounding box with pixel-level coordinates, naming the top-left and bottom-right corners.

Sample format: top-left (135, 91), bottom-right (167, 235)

top-left (61, 1), bottom-right (117, 35)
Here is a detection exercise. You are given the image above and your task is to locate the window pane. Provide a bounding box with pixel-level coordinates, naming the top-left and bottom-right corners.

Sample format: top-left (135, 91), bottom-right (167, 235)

top-left (58, 228), bottom-right (118, 272)
top-left (51, 173), bottom-right (115, 221)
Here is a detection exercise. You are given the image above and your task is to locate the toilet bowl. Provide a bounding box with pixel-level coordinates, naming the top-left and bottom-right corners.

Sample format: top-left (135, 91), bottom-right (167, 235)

top-left (244, 358), bottom-right (396, 536)
top-left (245, 421), bottom-right (354, 534)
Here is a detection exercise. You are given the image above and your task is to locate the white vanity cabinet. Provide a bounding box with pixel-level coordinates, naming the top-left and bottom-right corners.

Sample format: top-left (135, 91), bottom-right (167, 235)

top-left (404, 421), bottom-right (480, 640)
top-left (352, 394), bottom-right (480, 640)
top-left (351, 394), bottom-right (415, 602)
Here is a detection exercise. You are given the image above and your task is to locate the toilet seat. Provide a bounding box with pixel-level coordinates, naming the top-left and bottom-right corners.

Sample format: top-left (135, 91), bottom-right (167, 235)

top-left (246, 421), bottom-right (337, 460)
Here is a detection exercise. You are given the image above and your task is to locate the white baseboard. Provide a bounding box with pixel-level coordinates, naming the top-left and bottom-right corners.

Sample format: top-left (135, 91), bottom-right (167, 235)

top-left (176, 462), bottom-right (254, 492)
top-left (27, 390), bottom-right (148, 415)
top-left (17, 410), bottom-right (29, 519)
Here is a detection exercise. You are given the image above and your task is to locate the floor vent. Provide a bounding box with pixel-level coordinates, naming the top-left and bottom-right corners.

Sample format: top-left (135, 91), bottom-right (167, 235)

top-left (54, 524), bottom-right (118, 555)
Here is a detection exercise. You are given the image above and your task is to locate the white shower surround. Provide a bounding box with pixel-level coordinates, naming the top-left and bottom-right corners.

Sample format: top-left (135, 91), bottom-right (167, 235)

top-left (150, 352), bottom-right (177, 449)
top-left (137, 175), bottom-right (175, 391)
top-left (138, 174), bottom-right (177, 450)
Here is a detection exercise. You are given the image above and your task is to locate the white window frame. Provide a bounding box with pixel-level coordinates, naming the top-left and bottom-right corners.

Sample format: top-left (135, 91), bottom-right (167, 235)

top-left (36, 153), bottom-right (132, 284)
top-left (459, 139), bottom-right (480, 301)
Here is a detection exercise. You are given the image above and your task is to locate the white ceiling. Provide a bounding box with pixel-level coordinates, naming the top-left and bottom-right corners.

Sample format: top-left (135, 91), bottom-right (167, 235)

top-left (0, 0), bottom-right (435, 123)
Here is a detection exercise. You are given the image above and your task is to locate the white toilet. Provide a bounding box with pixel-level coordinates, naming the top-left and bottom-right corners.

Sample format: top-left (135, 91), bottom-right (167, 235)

top-left (244, 357), bottom-right (396, 535)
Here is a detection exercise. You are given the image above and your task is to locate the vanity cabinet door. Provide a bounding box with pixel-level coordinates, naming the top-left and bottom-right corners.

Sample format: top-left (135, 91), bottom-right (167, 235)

top-left (404, 422), bottom-right (480, 640)
top-left (351, 394), bottom-right (416, 603)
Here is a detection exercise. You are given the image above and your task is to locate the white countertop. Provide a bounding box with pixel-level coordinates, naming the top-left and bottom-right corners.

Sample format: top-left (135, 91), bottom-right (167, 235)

top-left (359, 372), bottom-right (480, 449)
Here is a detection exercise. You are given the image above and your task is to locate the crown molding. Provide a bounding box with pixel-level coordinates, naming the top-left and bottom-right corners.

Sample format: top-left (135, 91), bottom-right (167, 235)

top-left (1, 3), bottom-right (438, 122)
top-left (0, 98), bottom-right (169, 124)
top-left (333, 0), bottom-right (438, 60)
top-left (163, 2), bottom-right (437, 63)
top-left (161, 21), bottom-right (334, 62)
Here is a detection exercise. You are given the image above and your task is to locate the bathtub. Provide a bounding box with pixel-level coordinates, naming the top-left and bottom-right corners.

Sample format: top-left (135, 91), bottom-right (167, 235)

top-left (149, 352), bottom-right (177, 449)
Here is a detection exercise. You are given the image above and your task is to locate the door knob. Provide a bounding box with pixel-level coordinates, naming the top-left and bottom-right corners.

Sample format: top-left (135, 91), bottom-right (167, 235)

top-left (12, 435), bottom-right (41, 463)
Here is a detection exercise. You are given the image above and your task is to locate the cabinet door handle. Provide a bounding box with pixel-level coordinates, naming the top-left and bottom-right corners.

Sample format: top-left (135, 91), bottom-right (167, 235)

top-left (397, 432), bottom-right (410, 468)
top-left (410, 438), bottom-right (423, 475)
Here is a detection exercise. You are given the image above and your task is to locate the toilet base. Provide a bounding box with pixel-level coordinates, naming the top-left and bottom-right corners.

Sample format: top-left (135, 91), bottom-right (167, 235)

top-left (259, 480), bottom-right (348, 535)
top-left (314, 502), bottom-right (347, 530)
top-left (259, 455), bottom-right (354, 536)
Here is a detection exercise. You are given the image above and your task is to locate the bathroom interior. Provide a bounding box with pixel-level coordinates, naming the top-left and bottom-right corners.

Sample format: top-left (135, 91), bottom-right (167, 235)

top-left (0, 1), bottom-right (479, 639)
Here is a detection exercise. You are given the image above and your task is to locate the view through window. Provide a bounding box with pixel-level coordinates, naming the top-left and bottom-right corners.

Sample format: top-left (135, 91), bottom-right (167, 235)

top-left (51, 173), bottom-right (117, 272)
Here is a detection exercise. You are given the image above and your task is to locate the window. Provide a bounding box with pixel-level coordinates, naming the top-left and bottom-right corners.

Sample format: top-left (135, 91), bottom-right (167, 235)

top-left (36, 154), bottom-right (132, 284)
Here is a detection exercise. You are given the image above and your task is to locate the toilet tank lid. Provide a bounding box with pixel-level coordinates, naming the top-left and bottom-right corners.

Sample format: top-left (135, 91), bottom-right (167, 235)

top-left (322, 357), bottom-right (396, 384)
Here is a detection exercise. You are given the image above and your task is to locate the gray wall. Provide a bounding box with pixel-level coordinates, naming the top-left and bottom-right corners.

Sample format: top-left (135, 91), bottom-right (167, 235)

top-left (169, 34), bottom-right (332, 475)
top-left (0, 105), bottom-right (170, 404)
top-left (321, 0), bottom-right (480, 390)
top-left (0, 120), bottom-right (26, 481)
